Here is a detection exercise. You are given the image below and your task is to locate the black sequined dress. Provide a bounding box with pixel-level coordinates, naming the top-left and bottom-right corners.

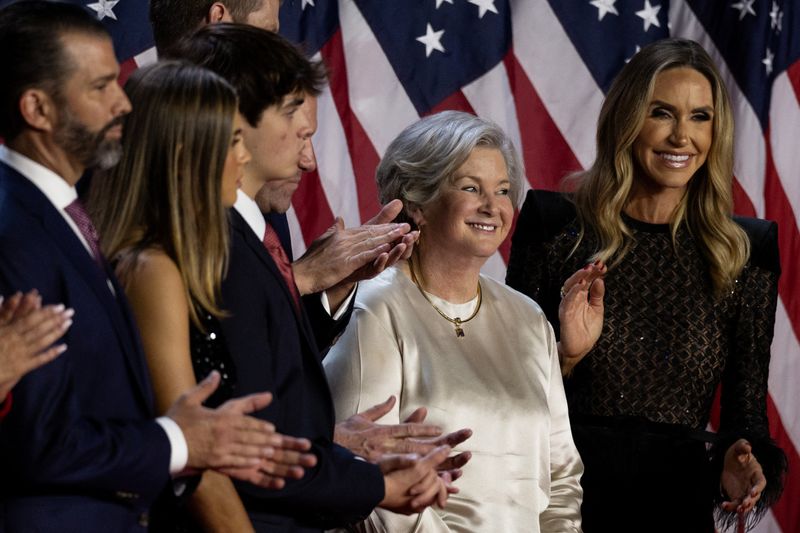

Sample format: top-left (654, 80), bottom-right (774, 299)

top-left (507, 190), bottom-right (786, 533)
top-left (188, 306), bottom-right (237, 409)
top-left (150, 305), bottom-right (237, 532)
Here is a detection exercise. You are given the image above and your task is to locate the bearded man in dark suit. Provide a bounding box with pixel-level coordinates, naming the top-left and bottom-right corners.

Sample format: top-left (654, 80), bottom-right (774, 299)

top-left (0, 3), bottom-right (314, 531)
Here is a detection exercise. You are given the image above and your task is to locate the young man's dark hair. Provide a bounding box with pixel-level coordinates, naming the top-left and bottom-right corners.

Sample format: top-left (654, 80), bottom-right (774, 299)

top-left (149, 0), bottom-right (264, 55)
top-left (170, 23), bottom-right (326, 127)
top-left (0, 0), bottom-right (108, 139)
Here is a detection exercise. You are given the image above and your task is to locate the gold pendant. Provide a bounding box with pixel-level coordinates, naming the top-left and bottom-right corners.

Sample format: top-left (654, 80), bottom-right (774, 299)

top-left (454, 318), bottom-right (464, 338)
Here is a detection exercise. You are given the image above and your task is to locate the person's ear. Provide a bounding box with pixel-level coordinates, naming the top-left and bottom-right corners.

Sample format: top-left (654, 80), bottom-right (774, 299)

top-left (18, 89), bottom-right (57, 133)
top-left (407, 203), bottom-right (426, 228)
top-left (206, 2), bottom-right (233, 23)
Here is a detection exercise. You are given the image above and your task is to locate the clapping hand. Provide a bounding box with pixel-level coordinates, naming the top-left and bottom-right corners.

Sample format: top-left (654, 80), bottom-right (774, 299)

top-left (379, 445), bottom-right (453, 514)
top-left (167, 371), bottom-right (317, 488)
top-left (334, 395), bottom-right (472, 472)
top-left (0, 290), bottom-right (73, 400)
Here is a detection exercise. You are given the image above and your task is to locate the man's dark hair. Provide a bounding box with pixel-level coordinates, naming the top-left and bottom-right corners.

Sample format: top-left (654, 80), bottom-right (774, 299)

top-left (0, 0), bottom-right (109, 140)
top-left (149, 0), bottom-right (263, 55)
top-left (171, 23), bottom-right (326, 127)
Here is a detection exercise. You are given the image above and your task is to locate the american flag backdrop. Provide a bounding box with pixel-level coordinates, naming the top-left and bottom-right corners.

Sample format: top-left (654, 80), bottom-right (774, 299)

top-left (3, 0), bottom-right (797, 530)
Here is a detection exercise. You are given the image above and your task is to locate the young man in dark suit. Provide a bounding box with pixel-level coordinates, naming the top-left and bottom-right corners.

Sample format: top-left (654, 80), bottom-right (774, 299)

top-left (0, 3), bottom-right (313, 531)
top-left (173, 24), bottom-right (456, 532)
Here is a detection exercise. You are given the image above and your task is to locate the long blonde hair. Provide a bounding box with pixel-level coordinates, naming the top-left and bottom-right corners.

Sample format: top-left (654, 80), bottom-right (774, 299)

top-left (572, 38), bottom-right (749, 294)
top-left (89, 61), bottom-right (237, 327)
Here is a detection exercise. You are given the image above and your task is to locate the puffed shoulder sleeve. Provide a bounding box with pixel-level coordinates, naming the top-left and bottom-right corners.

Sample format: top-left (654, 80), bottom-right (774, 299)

top-left (507, 190), bottom-right (576, 326)
top-left (713, 217), bottom-right (786, 530)
top-left (734, 216), bottom-right (780, 274)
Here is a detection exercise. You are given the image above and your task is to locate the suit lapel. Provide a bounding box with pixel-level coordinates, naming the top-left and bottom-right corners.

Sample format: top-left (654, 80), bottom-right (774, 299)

top-left (229, 209), bottom-right (335, 427)
top-left (1, 166), bottom-right (155, 412)
top-left (229, 210), bottom-right (315, 337)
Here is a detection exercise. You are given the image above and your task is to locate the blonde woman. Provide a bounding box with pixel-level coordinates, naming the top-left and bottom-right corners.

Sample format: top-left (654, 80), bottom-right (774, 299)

top-left (507, 38), bottom-right (786, 532)
top-left (89, 61), bottom-right (314, 532)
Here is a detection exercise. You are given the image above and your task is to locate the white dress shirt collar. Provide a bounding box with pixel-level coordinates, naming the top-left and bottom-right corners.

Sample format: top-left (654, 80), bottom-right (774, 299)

top-left (233, 189), bottom-right (267, 241)
top-left (0, 145), bottom-right (77, 210)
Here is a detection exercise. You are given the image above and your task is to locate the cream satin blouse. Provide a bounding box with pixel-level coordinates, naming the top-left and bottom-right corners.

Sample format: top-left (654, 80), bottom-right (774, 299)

top-left (324, 265), bottom-right (583, 533)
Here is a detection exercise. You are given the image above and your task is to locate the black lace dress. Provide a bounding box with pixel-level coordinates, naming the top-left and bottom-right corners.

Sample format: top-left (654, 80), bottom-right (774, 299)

top-left (506, 190), bottom-right (786, 533)
top-left (149, 306), bottom-right (238, 532)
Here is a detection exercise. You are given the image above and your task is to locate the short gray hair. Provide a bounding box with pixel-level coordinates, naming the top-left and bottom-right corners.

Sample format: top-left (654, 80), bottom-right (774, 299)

top-left (376, 111), bottom-right (524, 226)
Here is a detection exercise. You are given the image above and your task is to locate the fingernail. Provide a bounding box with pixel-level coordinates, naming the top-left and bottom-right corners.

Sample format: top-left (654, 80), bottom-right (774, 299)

top-left (63, 308), bottom-right (75, 318)
top-left (62, 319), bottom-right (73, 329)
top-left (53, 304), bottom-right (65, 313)
top-left (56, 344), bottom-right (67, 354)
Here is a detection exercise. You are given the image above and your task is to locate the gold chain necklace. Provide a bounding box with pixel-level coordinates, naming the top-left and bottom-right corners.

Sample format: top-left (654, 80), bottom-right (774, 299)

top-left (408, 257), bottom-right (482, 338)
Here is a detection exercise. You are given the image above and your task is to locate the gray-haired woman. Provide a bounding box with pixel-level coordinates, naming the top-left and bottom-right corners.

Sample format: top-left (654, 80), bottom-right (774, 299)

top-left (324, 110), bottom-right (584, 533)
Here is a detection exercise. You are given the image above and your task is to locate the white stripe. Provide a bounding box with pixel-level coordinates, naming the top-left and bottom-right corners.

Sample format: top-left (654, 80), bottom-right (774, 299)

top-left (768, 299), bottom-right (800, 454)
top-left (510, 0), bottom-right (601, 169)
top-left (749, 511), bottom-right (782, 533)
top-left (769, 72), bottom-right (800, 229)
top-left (339, 0), bottom-right (419, 156)
top-left (133, 46), bottom-right (157, 67)
top-left (461, 61), bottom-right (528, 208)
top-left (286, 206), bottom-right (307, 257)
top-left (311, 58), bottom-right (362, 228)
top-left (668, 0), bottom-right (767, 217)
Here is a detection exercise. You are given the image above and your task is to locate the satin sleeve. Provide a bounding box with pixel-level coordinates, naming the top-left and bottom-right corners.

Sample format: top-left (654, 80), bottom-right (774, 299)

top-left (540, 322), bottom-right (583, 532)
top-left (324, 307), bottom-right (455, 533)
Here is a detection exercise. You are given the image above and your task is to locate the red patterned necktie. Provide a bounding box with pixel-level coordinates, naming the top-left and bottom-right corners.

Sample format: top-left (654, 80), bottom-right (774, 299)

top-left (262, 223), bottom-right (301, 310)
top-left (64, 198), bottom-right (103, 269)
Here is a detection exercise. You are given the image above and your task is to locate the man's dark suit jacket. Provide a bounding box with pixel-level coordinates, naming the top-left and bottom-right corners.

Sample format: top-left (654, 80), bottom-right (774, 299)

top-left (0, 163), bottom-right (171, 532)
top-left (220, 209), bottom-right (384, 532)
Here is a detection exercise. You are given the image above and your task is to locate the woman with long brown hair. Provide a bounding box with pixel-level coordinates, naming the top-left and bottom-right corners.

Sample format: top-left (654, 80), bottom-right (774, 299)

top-left (89, 60), bottom-right (313, 532)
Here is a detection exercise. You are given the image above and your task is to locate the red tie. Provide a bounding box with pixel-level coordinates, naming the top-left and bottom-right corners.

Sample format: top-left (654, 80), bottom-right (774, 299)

top-left (64, 198), bottom-right (103, 269)
top-left (263, 223), bottom-right (301, 310)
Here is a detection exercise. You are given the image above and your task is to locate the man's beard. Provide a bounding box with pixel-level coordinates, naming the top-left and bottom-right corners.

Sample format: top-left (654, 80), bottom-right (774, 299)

top-left (53, 108), bottom-right (125, 170)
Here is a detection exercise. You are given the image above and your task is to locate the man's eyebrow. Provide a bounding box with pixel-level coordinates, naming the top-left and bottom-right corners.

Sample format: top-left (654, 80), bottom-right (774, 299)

top-left (89, 72), bottom-right (118, 85)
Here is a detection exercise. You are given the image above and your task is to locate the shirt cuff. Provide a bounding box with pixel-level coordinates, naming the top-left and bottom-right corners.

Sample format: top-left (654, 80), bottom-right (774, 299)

top-left (321, 283), bottom-right (357, 320)
top-left (0, 392), bottom-right (12, 420)
top-left (156, 416), bottom-right (189, 475)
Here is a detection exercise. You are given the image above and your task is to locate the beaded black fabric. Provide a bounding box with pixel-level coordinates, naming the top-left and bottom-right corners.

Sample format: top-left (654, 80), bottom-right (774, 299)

top-left (189, 305), bottom-right (237, 409)
top-left (150, 308), bottom-right (238, 533)
top-left (507, 190), bottom-right (786, 530)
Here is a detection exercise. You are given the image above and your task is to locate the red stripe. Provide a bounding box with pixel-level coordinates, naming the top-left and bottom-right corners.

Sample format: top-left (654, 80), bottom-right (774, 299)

top-left (731, 177), bottom-right (757, 218)
top-left (427, 90), bottom-right (476, 116)
top-left (503, 50), bottom-right (583, 191)
top-left (320, 30), bottom-right (382, 223)
top-left (118, 58), bottom-right (138, 87)
top-left (292, 168), bottom-right (335, 244)
top-left (787, 59), bottom-right (800, 105)
top-left (0, 391), bottom-right (11, 420)
top-left (766, 395), bottom-right (800, 532)
top-left (498, 210), bottom-right (518, 264)
top-left (764, 128), bottom-right (800, 344)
